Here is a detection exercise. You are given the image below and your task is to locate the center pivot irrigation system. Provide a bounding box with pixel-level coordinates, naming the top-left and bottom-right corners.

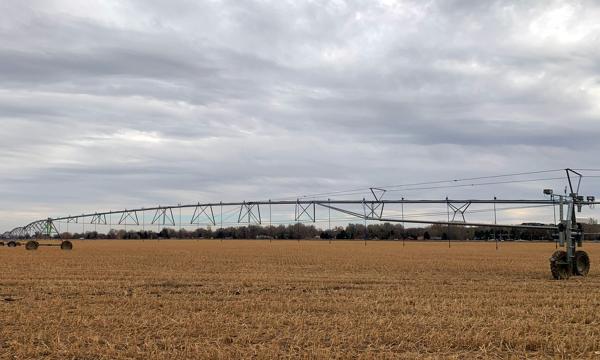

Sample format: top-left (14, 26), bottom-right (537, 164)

top-left (2, 169), bottom-right (599, 279)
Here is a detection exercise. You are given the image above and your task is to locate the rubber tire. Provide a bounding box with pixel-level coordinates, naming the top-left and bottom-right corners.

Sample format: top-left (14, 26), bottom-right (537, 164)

top-left (574, 250), bottom-right (590, 276)
top-left (550, 250), bottom-right (570, 280)
top-left (60, 241), bottom-right (73, 250)
top-left (25, 240), bottom-right (39, 251)
top-left (7, 241), bottom-right (17, 248)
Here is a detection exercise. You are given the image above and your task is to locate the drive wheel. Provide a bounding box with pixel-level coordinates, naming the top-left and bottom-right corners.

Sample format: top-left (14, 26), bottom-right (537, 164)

top-left (25, 240), bottom-right (39, 251)
top-left (60, 240), bottom-right (73, 250)
top-left (7, 241), bottom-right (17, 248)
top-left (574, 250), bottom-right (590, 276)
top-left (550, 250), bottom-right (570, 280)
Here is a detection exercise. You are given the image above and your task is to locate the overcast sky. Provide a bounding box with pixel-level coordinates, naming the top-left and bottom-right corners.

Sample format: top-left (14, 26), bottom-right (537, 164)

top-left (1, 0), bottom-right (600, 230)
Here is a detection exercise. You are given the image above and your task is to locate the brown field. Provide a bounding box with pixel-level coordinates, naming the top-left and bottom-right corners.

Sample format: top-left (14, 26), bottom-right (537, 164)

top-left (1, 240), bottom-right (600, 359)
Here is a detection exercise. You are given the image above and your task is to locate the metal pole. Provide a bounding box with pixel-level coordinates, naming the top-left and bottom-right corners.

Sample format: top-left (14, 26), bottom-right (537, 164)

top-left (196, 206), bottom-right (200, 242)
top-left (269, 200), bottom-right (272, 243)
top-left (566, 199), bottom-right (575, 273)
top-left (494, 197), bottom-right (497, 250)
top-left (552, 194), bottom-right (557, 249)
top-left (559, 195), bottom-right (564, 223)
top-left (559, 195), bottom-right (564, 249)
top-left (552, 194), bottom-right (557, 225)
top-left (446, 198), bottom-right (450, 248)
top-left (156, 209), bottom-right (160, 242)
top-left (328, 198), bottom-right (331, 244)
top-left (363, 199), bottom-right (367, 246)
top-left (402, 198), bottom-right (405, 247)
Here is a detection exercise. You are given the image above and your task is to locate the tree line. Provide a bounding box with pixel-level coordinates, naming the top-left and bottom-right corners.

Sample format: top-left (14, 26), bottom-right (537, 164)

top-left (54, 222), bottom-right (600, 241)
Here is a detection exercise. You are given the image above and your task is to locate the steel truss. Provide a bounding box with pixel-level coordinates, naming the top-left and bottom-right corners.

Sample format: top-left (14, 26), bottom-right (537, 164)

top-left (238, 202), bottom-right (261, 224)
top-left (152, 207), bottom-right (175, 226)
top-left (191, 203), bottom-right (216, 226)
top-left (3, 198), bottom-right (595, 240)
top-left (295, 199), bottom-right (315, 222)
top-left (2, 218), bottom-right (60, 240)
top-left (119, 210), bottom-right (139, 226)
top-left (2, 168), bottom-right (598, 280)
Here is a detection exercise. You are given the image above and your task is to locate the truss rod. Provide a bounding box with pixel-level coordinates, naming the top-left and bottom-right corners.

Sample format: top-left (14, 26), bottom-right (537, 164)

top-left (370, 217), bottom-right (558, 230)
top-left (46, 199), bottom-right (579, 222)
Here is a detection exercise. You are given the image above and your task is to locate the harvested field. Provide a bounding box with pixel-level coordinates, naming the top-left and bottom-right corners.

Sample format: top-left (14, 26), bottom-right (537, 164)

top-left (1, 240), bottom-right (600, 359)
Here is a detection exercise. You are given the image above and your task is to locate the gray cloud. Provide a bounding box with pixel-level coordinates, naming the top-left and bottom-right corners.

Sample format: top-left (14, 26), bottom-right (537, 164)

top-left (1, 0), bottom-right (600, 229)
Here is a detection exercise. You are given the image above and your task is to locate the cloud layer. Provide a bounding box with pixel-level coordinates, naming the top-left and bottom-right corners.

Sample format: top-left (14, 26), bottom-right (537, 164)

top-left (1, 0), bottom-right (600, 229)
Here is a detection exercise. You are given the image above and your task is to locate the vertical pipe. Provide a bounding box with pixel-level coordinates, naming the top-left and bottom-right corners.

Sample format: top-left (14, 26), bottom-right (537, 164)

top-left (494, 197), bottom-right (497, 250)
top-left (402, 198), bottom-right (405, 247)
top-left (363, 199), bottom-right (367, 246)
top-left (559, 196), bottom-right (565, 247)
top-left (552, 194), bottom-right (557, 249)
top-left (269, 200), bottom-right (272, 243)
top-left (328, 198), bottom-right (331, 244)
top-left (446, 198), bottom-right (450, 248)
top-left (295, 199), bottom-right (299, 243)
top-left (559, 196), bottom-right (564, 225)
top-left (552, 194), bottom-right (557, 225)
top-left (566, 199), bottom-right (575, 273)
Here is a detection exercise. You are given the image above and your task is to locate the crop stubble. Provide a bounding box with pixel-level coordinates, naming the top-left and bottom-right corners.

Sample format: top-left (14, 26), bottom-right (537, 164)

top-left (1, 240), bottom-right (600, 359)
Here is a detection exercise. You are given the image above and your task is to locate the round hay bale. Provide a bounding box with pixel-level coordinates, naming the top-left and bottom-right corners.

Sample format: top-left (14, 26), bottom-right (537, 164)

top-left (25, 240), bottom-right (39, 251)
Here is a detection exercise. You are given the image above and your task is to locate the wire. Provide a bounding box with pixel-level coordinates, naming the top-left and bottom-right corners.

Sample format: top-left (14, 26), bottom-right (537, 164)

top-left (385, 176), bottom-right (567, 193)
top-left (45, 169), bottom-right (579, 227)
top-left (382, 169), bottom-right (564, 190)
top-left (270, 169), bottom-right (565, 201)
top-left (275, 175), bottom-right (567, 201)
